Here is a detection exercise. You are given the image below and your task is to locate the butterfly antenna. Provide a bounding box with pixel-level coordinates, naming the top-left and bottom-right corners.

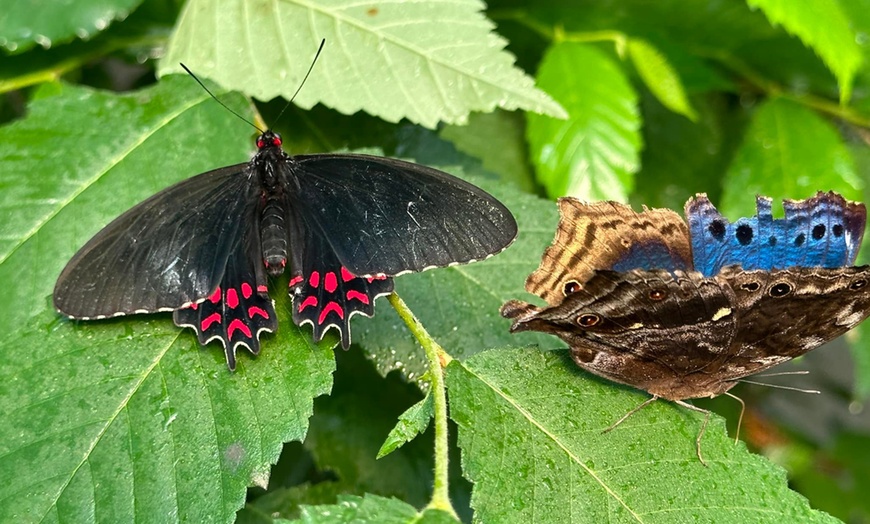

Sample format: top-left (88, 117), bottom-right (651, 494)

top-left (179, 63), bottom-right (263, 133)
top-left (753, 370), bottom-right (810, 378)
top-left (273, 39), bottom-right (326, 125)
top-left (737, 379), bottom-right (820, 394)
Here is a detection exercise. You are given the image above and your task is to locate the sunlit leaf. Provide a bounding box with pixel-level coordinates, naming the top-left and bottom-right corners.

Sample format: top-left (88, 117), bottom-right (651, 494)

top-left (627, 38), bottom-right (698, 121)
top-left (159, 0), bottom-right (565, 128)
top-left (747, 0), bottom-right (862, 102)
top-left (527, 42), bottom-right (642, 201)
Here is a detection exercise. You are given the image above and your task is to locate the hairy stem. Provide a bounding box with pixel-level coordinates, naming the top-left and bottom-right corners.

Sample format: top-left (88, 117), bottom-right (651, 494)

top-left (387, 292), bottom-right (458, 519)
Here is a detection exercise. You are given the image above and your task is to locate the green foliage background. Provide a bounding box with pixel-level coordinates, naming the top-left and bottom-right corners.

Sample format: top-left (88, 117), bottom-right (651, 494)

top-left (2, 0), bottom-right (870, 522)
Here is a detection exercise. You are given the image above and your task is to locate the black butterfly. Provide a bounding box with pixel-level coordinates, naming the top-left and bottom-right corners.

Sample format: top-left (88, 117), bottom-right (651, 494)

top-left (54, 130), bottom-right (517, 369)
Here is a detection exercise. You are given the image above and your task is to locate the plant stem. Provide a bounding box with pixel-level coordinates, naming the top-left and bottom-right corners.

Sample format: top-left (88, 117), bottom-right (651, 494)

top-left (387, 292), bottom-right (458, 520)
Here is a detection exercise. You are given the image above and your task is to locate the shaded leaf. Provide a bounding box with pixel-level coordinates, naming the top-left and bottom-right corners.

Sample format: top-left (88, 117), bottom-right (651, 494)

top-left (159, 0), bottom-right (565, 128)
top-left (633, 91), bottom-right (745, 210)
top-left (721, 98), bottom-right (861, 218)
top-left (301, 350), bottom-right (433, 509)
top-left (0, 0), bottom-right (142, 53)
top-left (627, 38), bottom-right (698, 121)
top-left (447, 348), bottom-right (840, 523)
top-left (0, 79), bottom-right (335, 522)
top-left (378, 392), bottom-right (434, 458)
top-left (747, 0), bottom-right (862, 102)
top-left (239, 482), bottom-right (350, 524)
top-left (440, 110), bottom-right (535, 191)
top-left (295, 494), bottom-right (457, 523)
top-left (527, 42), bottom-right (642, 200)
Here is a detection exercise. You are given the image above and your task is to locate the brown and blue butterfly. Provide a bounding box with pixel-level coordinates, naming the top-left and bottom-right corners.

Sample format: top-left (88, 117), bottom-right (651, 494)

top-left (502, 193), bottom-right (869, 461)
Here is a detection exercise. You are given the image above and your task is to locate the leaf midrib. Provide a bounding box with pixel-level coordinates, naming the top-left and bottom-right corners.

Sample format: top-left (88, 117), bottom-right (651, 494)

top-left (285, 0), bottom-right (551, 107)
top-left (460, 361), bottom-right (645, 523)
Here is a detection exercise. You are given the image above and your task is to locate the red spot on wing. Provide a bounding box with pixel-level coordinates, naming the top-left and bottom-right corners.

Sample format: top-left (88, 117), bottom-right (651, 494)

top-left (346, 290), bottom-right (370, 304)
top-left (190, 302), bottom-right (199, 311)
top-left (318, 302), bottom-right (344, 324)
top-left (226, 288), bottom-right (240, 309)
top-left (289, 275), bottom-right (303, 287)
top-left (228, 319), bottom-right (252, 339)
top-left (341, 267), bottom-right (355, 282)
top-left (257, 285), bottom-right (268, 293)
top-left (209, 287), bottom-right (222, 303)
top-left (298, 296), bottom-right (318, 312)
top-left (201, 312), bottom-right (221, 331)
top-left (241, 282), bottom-right (253, 298)
top-left (309, 271), bottom-right (320, 288)
top-left (366, 274), bottom-right (387, 283)
top-left (325, 272), bottom-right (338, 293)
top-left (248, 306), bottom-right (268, 319)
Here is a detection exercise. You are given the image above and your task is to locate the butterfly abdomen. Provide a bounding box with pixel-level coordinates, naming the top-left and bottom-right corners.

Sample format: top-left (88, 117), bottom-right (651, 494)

top-left (261, 194), bottom-right (289, 276)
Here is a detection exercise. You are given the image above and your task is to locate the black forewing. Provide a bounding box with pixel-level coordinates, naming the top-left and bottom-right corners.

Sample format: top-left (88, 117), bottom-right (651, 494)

top-left (54, 163), bottom-right (258, 317)
top-left (289, 154), bottom-right (518, 276)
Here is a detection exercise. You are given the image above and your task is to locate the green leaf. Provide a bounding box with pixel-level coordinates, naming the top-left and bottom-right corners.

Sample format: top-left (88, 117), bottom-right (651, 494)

top-left (158, 0), bottom-right (565, 128)
top-left (447, 348), bottom-right (841, 523)
top-left (240, 482), bottom-right (351, 524)
top-left (527, 42), bottom-right (642, 200)
top-left (0, 0), bottom-right (143, 53)
top-left (0, 78), bottom-right (335, 522)
top-left (720, 98), bottom-right (861, 218)
top-left (295, 494), bottom-right (457, 523)
top-left (746, 0), bottom-right (863, 103)
top-left (439, 110), bottom-right (536, 191)
top-left (378, 393), bottom-right (434, 459)
top-left (627, 38), bottom-right (698, 121)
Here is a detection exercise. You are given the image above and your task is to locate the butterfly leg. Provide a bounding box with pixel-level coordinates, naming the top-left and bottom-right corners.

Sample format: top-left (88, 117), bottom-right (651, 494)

top-left (603, 396), bottom-right (659, 433)
top-left (675, 400), bottom-right (712, 466)
top-left (723, 391), bottom-right (746, 446)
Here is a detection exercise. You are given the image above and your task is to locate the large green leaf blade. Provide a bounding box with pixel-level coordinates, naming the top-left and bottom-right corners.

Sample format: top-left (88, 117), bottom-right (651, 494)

top-left (159, 0), bottom-right (565, 128)
top-left (720, 98), bottom-right (861, 217)
top-left (447, 348), bottom-right (841, 523)
top-left (0, 0), bottom-right (142, 53)
top-left (0, 79), bottom-right (335, 522)
top-left (527, 42), bottom-right (642, 200)
top-left (747, 0), bottom-right (862, 103)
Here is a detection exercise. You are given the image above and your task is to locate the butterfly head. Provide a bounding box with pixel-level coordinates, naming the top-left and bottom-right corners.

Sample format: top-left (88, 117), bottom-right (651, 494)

top-left (256, 130), bottom-right (284, 150)
top-left (501, 298), bottom-right (594, 345)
